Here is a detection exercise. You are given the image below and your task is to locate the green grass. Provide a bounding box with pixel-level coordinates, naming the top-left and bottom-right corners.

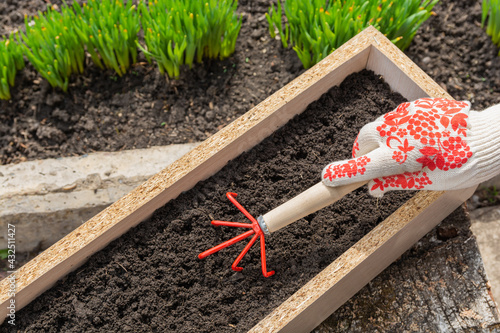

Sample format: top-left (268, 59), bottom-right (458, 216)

top-left (139, 0), bottom-right (242, 79)
top-left (72, 0), bottom-right (140, 76)
top-left (0, 249), bottom-right (8, 260)
top-left (0, 32), bottom-right (25, 100)
top-left (267, 0), bottom-right (438, 69)
top-left (482, 0), bottom-right (500, 55)
top-left (2, 0), bottom-right (244, 94)
top-left (20, 4), bottom-right (85, 92)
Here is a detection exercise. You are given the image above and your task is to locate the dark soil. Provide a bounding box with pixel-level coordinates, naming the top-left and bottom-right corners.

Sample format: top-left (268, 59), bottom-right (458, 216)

top-left (0, 0), bottom-right (304, 165)
top-left (2, 70), bottom-right (414, 332)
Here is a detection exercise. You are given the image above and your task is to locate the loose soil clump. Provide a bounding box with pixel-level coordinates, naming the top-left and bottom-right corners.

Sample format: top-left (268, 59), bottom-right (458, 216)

top-left (3, 70), bottom-right (416, 332)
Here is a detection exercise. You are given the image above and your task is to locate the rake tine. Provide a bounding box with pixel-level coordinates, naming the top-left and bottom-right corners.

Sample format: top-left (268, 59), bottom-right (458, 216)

top-left (198, 229), bottom-right (255, 259)
top-left (231, 233), bottom-right (260, 272)
top-left (260, 234), bottom-right (275, 277)
top-left (211, 220), bottom-right (253, 228)
top-left (226, 192), bottom-right (258, 223)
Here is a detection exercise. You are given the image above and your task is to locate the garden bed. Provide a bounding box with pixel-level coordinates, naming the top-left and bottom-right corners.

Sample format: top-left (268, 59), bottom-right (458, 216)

top-left (1, 0), bottom-right (499, 166)
top-left (0, 26), bottom-right (484, 331)
top-left (2, 69), bottom-right (414, 332)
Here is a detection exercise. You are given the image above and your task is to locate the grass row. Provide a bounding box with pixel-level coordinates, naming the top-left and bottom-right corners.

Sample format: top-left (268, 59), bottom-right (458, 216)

top-left (139, 0), bottom-right (241, 78)
top-left (0, 33), bottom-right (25, 100)
top-left (1, 0), bottom-right (437, 101)
top-left (8, 0), bottom-right (496, 102)
top-left (0, 0), bottom-right (241, 99)
top-left (266, 0), bottom-right (439, 69)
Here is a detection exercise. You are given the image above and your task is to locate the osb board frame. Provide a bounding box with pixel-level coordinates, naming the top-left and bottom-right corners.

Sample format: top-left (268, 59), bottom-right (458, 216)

top-left (0, 26), bottom-right (476, 331)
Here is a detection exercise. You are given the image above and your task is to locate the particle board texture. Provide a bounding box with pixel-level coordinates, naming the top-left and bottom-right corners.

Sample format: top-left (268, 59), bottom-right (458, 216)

top-left (0, 26), bottom-right (493, 331)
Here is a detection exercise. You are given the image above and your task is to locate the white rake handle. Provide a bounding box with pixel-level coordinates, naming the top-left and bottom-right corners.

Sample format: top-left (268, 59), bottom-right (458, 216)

top-left (259, 181), bottom-right (368, 234)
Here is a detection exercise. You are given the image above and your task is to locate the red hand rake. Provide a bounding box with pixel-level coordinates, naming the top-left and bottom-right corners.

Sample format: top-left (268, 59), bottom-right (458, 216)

top-left (198, 192), bottom-right (275, 277)
top-left (199, 181), bottom-right (367, 277)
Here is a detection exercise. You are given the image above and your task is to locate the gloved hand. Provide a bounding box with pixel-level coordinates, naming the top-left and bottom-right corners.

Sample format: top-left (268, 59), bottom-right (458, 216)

top-left (322, 98), bottom-right (500, 197)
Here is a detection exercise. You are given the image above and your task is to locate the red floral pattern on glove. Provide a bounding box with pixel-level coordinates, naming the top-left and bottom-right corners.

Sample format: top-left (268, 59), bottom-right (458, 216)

top-left (323, 156), bottom-right (370, 181)
top-left (352, 134), bottom-right (360, 158)
top-left (376, 98), bottom-right (471, 171)
top-left (322, 98), bottom-right (473, 196)
top-left (371, 171), bottom-right (432, 192)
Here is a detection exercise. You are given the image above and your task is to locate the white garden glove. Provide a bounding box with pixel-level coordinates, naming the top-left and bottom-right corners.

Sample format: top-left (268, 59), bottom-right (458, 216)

top-left (322, 98), bottom-right (500, 197)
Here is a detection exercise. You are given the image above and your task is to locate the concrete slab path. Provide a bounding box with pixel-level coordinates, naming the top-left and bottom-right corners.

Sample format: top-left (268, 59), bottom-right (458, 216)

top-left (0, 144), bottom-right (198, 252)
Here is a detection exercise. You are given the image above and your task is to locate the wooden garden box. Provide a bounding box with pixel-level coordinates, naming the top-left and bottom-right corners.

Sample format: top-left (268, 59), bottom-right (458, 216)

top-left (0, 27), bottom-right (477, 331)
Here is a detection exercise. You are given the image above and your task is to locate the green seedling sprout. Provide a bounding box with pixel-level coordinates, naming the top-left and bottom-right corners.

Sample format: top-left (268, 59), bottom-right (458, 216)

top-left (72, 0), bottom-right (140, 77)
top-left (138, 0), bottom-right (242, 79)
top-left (486, 185), bottom-right (500, 203)
top-left (267, 0), bottom-right (438, 69)
top-left (0, 248), bottom-right (8, 260)
top-left (20, 5), bottom-right (85, 92)
top-left (0, 32), bottom-right (25, 100)
top-left (482, 0), bottom-right (500, 55)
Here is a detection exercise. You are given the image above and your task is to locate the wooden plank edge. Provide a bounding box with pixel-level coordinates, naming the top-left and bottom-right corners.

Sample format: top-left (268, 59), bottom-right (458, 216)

top-left (250, 186), bottom-right (477, 333)
top-left (0, 27), bottom-right (381, 323)
top-left (366, 29), bottom-right (452, 100)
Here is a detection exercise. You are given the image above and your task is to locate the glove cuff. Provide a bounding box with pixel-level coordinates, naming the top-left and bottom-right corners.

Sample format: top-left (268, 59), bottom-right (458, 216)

top-left (469, 105), bottom-right (500, 183)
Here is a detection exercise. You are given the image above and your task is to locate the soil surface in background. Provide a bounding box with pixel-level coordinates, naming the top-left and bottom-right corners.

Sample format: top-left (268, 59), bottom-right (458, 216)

top-left (0, 0), bottom-right (304, 164)
top-left (2, 0), bottom-right (500, 165)
top-left (2, 71), bottom-right (415, 332)
top-left (405, 0), bottom-right (500, 110)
